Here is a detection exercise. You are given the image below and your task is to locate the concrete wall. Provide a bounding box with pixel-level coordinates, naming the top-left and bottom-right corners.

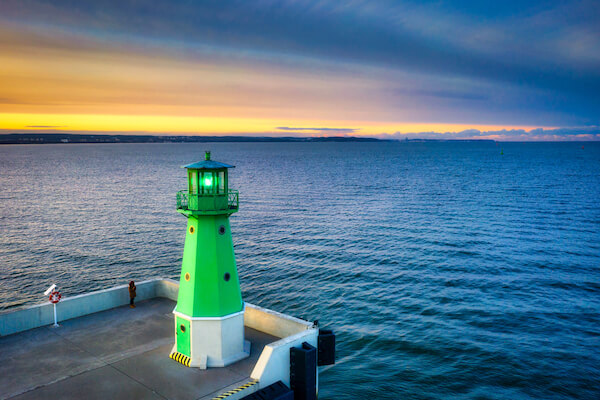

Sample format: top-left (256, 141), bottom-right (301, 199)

top-left (244, 302), bottom-right (313, 338)
top-left (250, 328), bottom-right (319, 389)
top-left (245, 301), bottom-right (318, 390)
top-left (155, 278), bottom-right (179, 301)
top-left (0, 278), bottom-right (312, 340)
top-left (0, 279), bottom-right (162, 337)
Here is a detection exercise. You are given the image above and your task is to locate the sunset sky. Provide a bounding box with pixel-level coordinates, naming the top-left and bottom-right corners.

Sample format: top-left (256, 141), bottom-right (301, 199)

top-left (1, 1), bottom-right (599, 140)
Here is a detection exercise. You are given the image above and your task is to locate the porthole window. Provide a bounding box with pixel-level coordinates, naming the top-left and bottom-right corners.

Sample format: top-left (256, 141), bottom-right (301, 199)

top-left (189, 226), bottom-right (194, 234)
top-left (224, 273), bottom-right (230, 282)
top-left (218, 225), bottom-right (226, 235)
top-left (180, 324), bottom-right (186, 333)
top-left (185, 273), bottom-right (190, 281)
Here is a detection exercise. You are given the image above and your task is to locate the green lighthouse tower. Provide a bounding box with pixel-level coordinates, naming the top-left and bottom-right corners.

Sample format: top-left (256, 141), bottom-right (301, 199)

top-left (170, 151), bottom-right (249, 369)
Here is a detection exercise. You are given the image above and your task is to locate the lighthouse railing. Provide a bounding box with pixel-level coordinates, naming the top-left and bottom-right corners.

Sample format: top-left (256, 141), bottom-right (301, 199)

top-left (176, 190), bottom-right (239, 212)
top-left (176, 190), bottom-right (189, 209)
top-left (228, 190), bottom-right (239, 210)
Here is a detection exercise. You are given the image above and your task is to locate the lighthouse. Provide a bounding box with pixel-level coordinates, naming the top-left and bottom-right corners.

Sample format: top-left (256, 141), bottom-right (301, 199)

top-left (169, 151), bottom-right (248, 369)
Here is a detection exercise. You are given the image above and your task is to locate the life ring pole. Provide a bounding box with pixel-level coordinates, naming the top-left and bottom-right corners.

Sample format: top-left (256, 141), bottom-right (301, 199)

top-left (53, 303), bottom-right (59, 327)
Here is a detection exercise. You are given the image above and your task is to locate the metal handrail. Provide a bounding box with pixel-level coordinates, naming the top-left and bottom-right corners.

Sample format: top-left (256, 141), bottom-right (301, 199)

top-left (176, 189), bottom-right (239, 211)
top-left (176, 190), bottom-right (189, 209)
top-left (227, 190), bottom-right (239, 210)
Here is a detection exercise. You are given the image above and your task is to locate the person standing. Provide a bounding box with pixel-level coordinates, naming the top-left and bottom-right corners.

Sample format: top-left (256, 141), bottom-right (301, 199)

top-left (128, 281), bottom-right (137, 308)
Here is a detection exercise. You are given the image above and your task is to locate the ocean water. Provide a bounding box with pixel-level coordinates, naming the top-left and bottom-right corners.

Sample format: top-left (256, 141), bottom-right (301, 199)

top-left (1, 142), bottom-right (599, 399)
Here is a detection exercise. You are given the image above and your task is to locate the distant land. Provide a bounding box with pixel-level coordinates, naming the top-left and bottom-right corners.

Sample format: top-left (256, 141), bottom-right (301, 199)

top-left (0, 133), bottom-right (500, 144)
top-left (0, 133), bottom-right (392, 144)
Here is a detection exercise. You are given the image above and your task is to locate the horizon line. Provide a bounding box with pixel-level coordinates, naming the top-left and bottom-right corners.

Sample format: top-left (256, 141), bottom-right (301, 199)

top-left (2, 132), bottom-right (600, 143)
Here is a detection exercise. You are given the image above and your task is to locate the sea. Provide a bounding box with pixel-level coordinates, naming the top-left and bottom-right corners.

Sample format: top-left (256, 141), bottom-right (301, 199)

top-left (1, 141), bottom-right (599, 399)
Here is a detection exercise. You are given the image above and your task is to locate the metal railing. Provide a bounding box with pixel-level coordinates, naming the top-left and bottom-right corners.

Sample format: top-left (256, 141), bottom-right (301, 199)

top-left (227, 190), bottom-right (239, 210)
top-left (176, 190), bottom-right (239, 212)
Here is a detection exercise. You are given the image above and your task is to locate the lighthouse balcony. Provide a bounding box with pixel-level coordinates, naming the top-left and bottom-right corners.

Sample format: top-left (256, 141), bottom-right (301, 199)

top-left (176, 190), bottom-right (239, 215)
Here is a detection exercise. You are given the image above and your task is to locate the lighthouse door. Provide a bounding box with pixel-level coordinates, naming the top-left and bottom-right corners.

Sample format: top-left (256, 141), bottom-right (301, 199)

top-left (176, 317), bottom-right (191, 356)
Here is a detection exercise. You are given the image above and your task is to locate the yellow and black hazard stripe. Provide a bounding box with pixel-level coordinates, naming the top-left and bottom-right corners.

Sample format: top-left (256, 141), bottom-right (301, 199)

top-left (169, 351), bottom-right (191, 367)
top-left (212, 379), bottom-right (259, 399)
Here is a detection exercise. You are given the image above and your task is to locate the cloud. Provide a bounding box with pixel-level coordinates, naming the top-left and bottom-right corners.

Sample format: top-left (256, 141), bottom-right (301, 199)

top-left (0, 0), bottom-right (598, 126)
top-left (1, 1), bottom-right (597, 98)
top-left (393, 88), bottom-right (489, 101)
top-left (277, 127), bottom-right (358, 133)
top-left (381, 126), bottom-right (600, 141)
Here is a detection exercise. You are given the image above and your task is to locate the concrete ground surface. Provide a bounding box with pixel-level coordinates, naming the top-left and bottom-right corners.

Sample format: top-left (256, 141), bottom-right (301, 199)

top-left (0, 298), bottom-right (278, 400)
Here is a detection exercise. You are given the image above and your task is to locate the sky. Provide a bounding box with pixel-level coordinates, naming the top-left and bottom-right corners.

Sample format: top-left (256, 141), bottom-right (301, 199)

top-left (0, 0), bottom-right (599, 140)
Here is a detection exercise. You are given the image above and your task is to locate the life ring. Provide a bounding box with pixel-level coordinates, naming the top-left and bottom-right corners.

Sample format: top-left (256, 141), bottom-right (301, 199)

top-left (49, 290), bottom-right (62, 304)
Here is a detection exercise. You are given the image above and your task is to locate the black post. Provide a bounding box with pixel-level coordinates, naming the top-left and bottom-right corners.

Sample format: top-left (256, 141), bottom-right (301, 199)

top-left (290, 342), bottom-right (317, 400)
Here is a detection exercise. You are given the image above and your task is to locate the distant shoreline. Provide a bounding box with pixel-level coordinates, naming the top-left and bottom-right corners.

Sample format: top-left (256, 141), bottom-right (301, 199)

top-left (0, 133), bottom-right (502, 144)
top-left (1, 133), bottom-right (388, 144)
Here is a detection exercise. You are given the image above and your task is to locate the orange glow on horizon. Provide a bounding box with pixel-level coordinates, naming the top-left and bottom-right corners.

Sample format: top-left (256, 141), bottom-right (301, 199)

top-left (0, 24), bottom-right (558, 139)
top-left (0, 112), bottom-right (548, 136)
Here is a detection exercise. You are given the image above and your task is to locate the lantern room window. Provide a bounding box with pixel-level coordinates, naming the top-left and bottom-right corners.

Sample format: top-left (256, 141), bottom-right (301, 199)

top-left (203, 174), bottom-right (213, 187)
top-left (189, 171), bottom-right (197, 194)
top-left (200, 171), bottom-right (217, 194)
top-left (187, 169), bottom-right (228, 195)
top-left (218, 171), bottom-right (225, 193)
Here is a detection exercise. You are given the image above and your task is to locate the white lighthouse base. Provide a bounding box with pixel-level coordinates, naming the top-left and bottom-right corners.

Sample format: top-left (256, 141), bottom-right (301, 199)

top-left (171, 309), bottom-right (250, 369)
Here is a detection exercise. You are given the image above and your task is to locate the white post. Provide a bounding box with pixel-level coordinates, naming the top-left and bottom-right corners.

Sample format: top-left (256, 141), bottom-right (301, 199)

top-left (53, 303), bottom-right (59, 327)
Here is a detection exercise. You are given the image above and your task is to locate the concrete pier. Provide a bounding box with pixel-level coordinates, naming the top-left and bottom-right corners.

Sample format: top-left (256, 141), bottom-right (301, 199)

top-left (0, 279), bottom-right (319, 400)
top-left (0, 298), bottom-right (276, 400)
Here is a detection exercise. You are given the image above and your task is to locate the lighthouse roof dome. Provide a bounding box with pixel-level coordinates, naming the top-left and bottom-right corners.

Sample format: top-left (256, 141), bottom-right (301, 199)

top-left (182, 160), bottom-right (234, 170)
